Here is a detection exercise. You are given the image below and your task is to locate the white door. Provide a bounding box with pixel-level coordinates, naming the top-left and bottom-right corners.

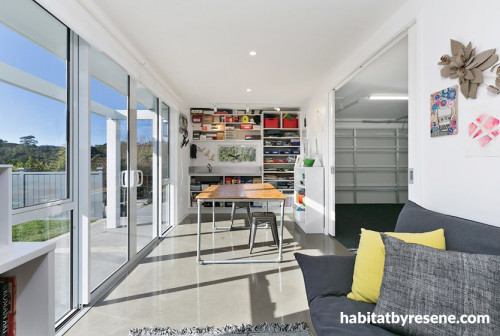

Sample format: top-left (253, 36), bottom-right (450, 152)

top-left (326, 90), bottom-right (336, 236)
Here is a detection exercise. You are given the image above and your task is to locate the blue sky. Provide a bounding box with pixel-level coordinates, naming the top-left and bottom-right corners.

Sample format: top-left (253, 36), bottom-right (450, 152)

top-left (0, 22), bottom-right (153, 147)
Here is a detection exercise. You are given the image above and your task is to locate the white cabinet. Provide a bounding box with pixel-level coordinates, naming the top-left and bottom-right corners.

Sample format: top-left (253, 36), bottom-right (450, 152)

top-left (294, 167), bottom-right (324, 233)
top-left (0, 165), bottom-right (55, 336)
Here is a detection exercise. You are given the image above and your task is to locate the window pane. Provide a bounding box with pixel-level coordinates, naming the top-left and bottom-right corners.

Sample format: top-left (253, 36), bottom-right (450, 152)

top-left (0, 0), bottom-right (69, 209)
top-left (160, 103), bottom-right (169, 234)
top-left (90, 50), bottom-right (128, 291)
top-left (136, 84), bottom-right (156, 252)
top-left (12, 210), bottom-right (72, 322)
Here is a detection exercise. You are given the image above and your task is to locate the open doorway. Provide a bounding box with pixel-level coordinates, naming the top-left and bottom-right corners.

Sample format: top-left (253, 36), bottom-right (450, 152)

top-left (334, 36), bottom-right (408, 250)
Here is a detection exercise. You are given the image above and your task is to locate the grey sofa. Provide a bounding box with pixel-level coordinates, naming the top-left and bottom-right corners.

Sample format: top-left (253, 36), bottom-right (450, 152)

top-left (295, 201), bottom-right (500, 336)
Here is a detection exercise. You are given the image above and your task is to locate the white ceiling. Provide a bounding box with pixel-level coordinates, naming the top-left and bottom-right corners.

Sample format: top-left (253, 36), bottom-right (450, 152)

top-left (81, 0), bottom-right (407, 109)
top-left (335, 36), bottom-right (408, 120)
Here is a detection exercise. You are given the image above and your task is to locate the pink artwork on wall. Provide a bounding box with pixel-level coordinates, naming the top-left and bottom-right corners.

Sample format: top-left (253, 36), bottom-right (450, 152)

top-left (468, 113), bottom-right (500, 147)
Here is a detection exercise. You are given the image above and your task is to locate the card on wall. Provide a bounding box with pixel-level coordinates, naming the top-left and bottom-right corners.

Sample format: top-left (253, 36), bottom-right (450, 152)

top-left (466, 112), bottom-right (500, 157)
top-left (430, 86), bottom-right (458, 137)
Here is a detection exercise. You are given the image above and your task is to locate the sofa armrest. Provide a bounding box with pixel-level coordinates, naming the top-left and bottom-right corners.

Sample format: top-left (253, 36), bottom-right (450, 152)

top-left (295, 253), bottom-right (355, 305)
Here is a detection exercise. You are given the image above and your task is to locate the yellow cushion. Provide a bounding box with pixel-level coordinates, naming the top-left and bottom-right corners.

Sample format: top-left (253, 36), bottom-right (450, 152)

top-left (347, 228), bottom-right (445, 303)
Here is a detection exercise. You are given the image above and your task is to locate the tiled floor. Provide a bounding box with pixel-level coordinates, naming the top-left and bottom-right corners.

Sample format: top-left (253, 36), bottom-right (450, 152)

top-left (63, 213), bottom-right (351, 336)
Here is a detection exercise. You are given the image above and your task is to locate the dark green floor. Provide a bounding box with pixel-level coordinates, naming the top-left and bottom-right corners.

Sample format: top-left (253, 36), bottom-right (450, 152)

top-left (335, 204), bottom-right (405, 249)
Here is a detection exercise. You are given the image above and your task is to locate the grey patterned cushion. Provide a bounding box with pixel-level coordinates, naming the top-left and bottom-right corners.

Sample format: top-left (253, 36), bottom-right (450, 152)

top-left (373, 235), bottom-right (500, 336)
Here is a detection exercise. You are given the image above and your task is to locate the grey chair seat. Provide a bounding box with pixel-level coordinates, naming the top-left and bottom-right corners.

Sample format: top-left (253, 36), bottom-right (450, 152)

top-left (249, 212), bottom-right (279, 253)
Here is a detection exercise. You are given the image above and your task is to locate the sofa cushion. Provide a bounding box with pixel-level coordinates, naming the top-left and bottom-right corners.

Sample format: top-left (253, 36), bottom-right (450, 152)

top-left (295, 253), bottom-right (355, 303)
top-left (395, 201), bottom-right (500, 255)
top-left (309, 296), bottom-right (397, 336)
top-left (373, 235), bottom-right (500, 336)
top-left (347, 228), bottom-right (445, 304)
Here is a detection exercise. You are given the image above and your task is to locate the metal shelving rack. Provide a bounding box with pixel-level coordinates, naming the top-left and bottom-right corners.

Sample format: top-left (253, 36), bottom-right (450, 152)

top-left (335, 128), bottom-right (408, 204)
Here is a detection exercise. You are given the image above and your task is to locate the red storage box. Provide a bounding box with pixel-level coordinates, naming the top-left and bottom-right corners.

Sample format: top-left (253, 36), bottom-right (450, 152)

top-left (241, 124), bottom-right (253, 130)
top-left (283, 118), bottom-right (298, 128)
top-left (264, 118), bottom-right (279, 128)
top-left (192, 115), bottom-right (202, 123)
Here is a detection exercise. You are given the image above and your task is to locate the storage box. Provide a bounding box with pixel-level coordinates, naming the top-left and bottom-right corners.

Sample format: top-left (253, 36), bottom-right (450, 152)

top-left (192, 115), bottom-right (202, 123)
top-left (264, 118), bottom-right (279, 128)
top-left (202, 115), bottom-right (213, 123)
top-left (283, 118), bottom-right (298, 128)
top-left (290, 139), bottom-right (300, 146)
top-left (241, 124), bottom-right (253, 130)
top-left (253, 178), bottom-right (262, 184)
top-left (216, 132), bottom-right (224, 140)
top-left (225, 130), bottom-right (236, 139)
top-left (213, 116), bottom-right (221, 123)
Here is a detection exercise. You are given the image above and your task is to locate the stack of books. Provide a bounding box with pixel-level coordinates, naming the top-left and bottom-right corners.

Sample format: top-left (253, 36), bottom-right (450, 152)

top-left (0, 277), bottom-right (16, 336)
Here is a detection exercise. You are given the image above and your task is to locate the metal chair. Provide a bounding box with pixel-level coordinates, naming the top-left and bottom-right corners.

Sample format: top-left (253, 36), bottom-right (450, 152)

top-left (229, 202), bottom-right (252, 229)
top-left (249, 212), bottom-right (279, 254)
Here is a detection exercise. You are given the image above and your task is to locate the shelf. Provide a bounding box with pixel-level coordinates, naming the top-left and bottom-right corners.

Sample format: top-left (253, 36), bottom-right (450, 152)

top-left (263, 171), bottom-right (294, 173)
top-left (263, 162), bottom-right (295, 165)
top-left (192, 140), bottom-right (262, 143)
top-left (193, 130), bottom-right (222, 132)
top-left (263, 154), bottom-right (298, 156)
top-left (263, 145), bottom-right (300, 148)
top-left (264, 128), bottom-right (300, 130)
top-left (263, 137), bottom-right (298, 139)
top-left (263, 179), bottom-right (294, 182)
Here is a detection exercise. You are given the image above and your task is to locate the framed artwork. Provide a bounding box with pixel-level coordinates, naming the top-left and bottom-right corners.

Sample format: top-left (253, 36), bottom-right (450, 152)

top-left (466, 112), bottom-right (500, 157)
top-left (179, 113), bottom-right (188, 133)
top-left (218, 145), bottom-right (256, 163)
top-left (430, 86), bottom-right (458, 137)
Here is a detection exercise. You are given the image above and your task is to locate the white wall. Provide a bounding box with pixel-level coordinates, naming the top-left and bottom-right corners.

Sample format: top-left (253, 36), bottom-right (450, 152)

top-left (303, 0), bottom-right (500, 227)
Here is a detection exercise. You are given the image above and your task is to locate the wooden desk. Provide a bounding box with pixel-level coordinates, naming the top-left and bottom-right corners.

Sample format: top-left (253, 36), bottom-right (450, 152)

top-left (196, 183), bottom-right (287, 264)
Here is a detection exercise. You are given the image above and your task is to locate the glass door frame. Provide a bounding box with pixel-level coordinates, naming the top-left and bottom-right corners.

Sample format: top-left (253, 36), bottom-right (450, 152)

top-left (159, 101), bottom-right (171, 236)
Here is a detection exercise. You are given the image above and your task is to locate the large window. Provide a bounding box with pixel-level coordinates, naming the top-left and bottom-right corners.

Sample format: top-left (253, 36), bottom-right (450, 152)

top-left (136, 84), bottom-right (157, 251)
top-left (89, 48), bottom-right (129, 291)
top-left (160, 102), bottom-right (170, 234)
top-left (0, 0), bottom-right (69, 208)
top-left (0, 0), bottom-right (73, 323)
top-left (0, 0), bottom-right (173, 327)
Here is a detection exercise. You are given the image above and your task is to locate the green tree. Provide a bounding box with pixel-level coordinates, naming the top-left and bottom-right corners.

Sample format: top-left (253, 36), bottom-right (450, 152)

top-left (20, 135), bottom-right (38, 146)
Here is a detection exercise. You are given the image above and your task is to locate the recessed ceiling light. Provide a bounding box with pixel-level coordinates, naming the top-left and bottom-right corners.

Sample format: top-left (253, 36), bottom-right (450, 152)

top-left (368, 95), bottom-right (408, 100)
top-left (274, 107), bottom-right (280, 111)
top-left (249, 51), bottom-right (257, 56)
top-left (246, 88), bottom-right (252, 92)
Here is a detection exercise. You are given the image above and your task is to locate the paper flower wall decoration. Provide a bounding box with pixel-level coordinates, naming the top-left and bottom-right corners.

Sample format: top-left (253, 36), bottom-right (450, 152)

top-left (438, 39), bottom-right (498, 99)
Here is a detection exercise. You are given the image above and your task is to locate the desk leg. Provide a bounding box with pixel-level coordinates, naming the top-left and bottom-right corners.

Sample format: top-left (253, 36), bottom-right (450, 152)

top-left (197, 199), bottom-right (202, 264)
top-left (212, 201), bottom-right (215, 231)
top-left (278, 199), bottom-right (284, 262)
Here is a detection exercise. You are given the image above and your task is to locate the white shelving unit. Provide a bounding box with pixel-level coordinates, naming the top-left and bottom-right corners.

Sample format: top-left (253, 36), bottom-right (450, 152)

top-left (0, 165), bottom-right (55, 336)
top-left (294, 166), bottom-right (324, 233)
top-left (262, 111), bottom-right (300, 202)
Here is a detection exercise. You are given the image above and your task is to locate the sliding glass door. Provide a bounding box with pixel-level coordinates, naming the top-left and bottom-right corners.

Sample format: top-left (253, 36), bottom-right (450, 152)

top-left (136, 84), bottom-right (157, 252)
top-left (89, 48), bottom-right (129, 291)
top-left (160, 102), bottom-right (170, 234)
top-left (0, 0), bottom-right (75, 322)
